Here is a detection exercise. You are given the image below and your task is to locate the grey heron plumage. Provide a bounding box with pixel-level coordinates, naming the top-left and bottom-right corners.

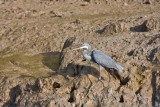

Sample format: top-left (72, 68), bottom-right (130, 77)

top-left (73, 43), bottom-right (124, 80)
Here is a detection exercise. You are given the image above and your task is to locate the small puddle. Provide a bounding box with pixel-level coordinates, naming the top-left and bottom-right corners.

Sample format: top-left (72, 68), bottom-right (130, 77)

top-left (0, 52), bottom-right (59, 78)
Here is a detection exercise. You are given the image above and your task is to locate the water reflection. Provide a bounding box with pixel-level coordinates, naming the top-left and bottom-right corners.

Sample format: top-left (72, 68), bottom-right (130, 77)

top-left (41, 51), bottom-right (60, 71)
top-left (0, 52), bottom-right (60, 78)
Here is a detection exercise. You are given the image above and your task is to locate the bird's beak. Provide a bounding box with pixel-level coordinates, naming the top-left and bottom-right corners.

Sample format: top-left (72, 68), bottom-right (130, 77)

top-left (72, 47), bottom-right (83, 50)
top-left (72, 46), bottom-right (86, 50)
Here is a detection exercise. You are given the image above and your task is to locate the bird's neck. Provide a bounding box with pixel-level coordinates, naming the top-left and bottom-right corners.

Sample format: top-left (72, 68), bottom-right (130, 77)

top-left (83, 50), bottom-right (92, 61)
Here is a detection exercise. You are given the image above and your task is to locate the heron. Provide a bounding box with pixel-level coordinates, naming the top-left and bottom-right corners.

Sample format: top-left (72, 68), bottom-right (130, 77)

top-left (73, 43), bottom-right (124, 80)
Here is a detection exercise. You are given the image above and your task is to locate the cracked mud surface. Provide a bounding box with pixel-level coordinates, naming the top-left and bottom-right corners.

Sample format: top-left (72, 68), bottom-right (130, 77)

top-left (0, 0), bottom-right (160, 107)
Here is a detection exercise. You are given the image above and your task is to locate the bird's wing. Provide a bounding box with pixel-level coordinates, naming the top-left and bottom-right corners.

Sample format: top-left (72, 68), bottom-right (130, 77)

top-left (92, 50), bottom-right (119, 70)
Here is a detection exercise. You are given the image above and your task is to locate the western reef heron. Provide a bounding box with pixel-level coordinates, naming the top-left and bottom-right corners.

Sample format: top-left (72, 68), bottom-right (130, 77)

top-left (73, 43), bottom-right (124, 80)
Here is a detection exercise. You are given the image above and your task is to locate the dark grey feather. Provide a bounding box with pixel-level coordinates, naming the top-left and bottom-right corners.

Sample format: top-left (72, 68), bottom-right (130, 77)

top-left (91, 50), bottom-right (123, 72)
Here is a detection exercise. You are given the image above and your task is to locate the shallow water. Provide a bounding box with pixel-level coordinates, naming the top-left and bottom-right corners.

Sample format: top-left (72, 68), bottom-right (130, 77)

top-left (0, 52), bottom-right (59, 78)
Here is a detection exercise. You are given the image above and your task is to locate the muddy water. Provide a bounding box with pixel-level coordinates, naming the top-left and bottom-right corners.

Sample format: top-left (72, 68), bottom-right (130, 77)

top-left (0, 52), bottom-right (59, 78)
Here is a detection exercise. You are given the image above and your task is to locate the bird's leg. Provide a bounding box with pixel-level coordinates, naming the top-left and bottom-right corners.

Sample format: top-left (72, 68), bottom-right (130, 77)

top-left (98, 65), bottom-right (103, 80)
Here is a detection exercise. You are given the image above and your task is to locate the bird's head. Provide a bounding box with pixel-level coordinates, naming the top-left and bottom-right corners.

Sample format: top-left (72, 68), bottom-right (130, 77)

top-left (73, 43), bottom-right (91, 51)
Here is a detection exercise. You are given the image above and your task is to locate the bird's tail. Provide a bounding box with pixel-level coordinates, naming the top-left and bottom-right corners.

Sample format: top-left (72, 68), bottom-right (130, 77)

top-left (116, 64), bottom-right (124, 72)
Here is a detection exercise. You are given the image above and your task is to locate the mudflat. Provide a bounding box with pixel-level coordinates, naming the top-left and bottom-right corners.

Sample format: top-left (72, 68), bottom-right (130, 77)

top-left (0, 0), bottom-right (160, 106)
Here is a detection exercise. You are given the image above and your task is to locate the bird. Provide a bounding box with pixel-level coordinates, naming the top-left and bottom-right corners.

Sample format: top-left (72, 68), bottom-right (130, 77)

top-left (73, 43), bottom-right (124, 80)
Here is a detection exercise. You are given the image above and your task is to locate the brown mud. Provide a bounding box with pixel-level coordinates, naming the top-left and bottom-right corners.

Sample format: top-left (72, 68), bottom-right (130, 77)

top-left (0, 0), bottom-right (160, 106)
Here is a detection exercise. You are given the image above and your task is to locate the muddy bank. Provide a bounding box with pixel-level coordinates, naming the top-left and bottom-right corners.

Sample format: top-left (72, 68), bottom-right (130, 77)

top-left (0, 0), bottom-right (160, 106)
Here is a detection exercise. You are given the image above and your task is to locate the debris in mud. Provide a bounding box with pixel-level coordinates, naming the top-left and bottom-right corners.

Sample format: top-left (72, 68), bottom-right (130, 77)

top-left (143, 0), bottom-right (152, 4)
top-left (119, 95), bottom-right (124, 103)
top-left (53, 82), bottom-right (61, 88)
top-left (0, 0), bottom-right (160, 106)
top-left (127, 50), bottom-right (134, 56)
top-left (49, 11), bottom-right (63, 18)
top-left (147, 46), bottom-right (160, 64)
top-left (68, 84), bottom-right (77, 103)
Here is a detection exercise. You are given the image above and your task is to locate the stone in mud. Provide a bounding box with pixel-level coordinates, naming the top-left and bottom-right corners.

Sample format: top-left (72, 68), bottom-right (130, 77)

top-left (59, 37), bottom-right (76, 69)
top-left (58, 37), bottom-right (89, 77)
top-left (147, 46), bottom-right (160, 64)
top-left (96, 21), bottom-right (129, 35)
top-left (132, 17), bottom-right (160, 32)
top-left (130, 20), bottom-right (149, 32)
